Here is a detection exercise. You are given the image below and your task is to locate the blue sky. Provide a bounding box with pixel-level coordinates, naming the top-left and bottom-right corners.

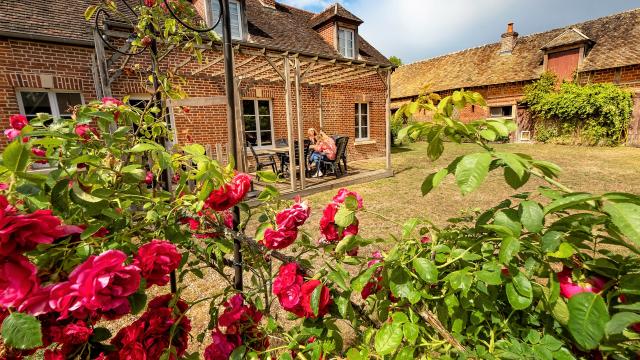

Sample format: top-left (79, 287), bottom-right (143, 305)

top-left (279, 0), bottom-right (638, 63)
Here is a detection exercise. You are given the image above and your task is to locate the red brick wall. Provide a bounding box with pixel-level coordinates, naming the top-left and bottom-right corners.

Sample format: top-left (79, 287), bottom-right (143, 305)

top-left (316, 22), bottom-right (335, 48)
top-left (0, 38), bottom-right (97, 148)
top-left (0, 37), bottom-right (387, 161)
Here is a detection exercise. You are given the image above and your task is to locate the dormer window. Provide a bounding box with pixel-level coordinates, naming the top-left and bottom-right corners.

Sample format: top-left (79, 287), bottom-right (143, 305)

top-left (338, 27), bottom-right (355, 58)
top-left (210, 0), bottom-right (243, 40)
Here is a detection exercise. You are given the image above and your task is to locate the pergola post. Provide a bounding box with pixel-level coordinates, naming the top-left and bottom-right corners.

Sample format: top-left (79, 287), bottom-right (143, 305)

top-left (294, 57), bottom-right (306, 189)
top-left (233, 75), bottom-right (247, 172)
top-left (319, 85), bottom-right (324, 129)
top-left (283, 57), bottom-right (297, 191)
top-left (385, 69), bottom-right (392, 171)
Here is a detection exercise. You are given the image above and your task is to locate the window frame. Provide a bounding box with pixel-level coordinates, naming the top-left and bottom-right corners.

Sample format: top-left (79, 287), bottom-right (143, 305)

top-left (242, 98), bottom-right (274, 149)
top-left (208, 0), bottom-right (243, 41)
top-left (338, 27), bottom-right (356, 59)
top-left (355, 102), bottom-right (369, 140)
top-left (16, 89), bottom-right (85, 118)
top-left (489, 105), bottom-right (514, 119)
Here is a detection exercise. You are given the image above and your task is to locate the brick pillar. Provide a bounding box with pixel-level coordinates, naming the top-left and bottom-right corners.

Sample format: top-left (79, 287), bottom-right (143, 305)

top-left (628, 93), bottom-right (640, 146)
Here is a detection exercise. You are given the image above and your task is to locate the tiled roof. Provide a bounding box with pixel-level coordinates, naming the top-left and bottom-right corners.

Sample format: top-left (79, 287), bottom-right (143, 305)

top-left (0, 0), bottom-right (389, 65)
top-left (310, 3), bottom-right (363, 28)
top-left (392, 8), bottom-right (640, 99)
top-left (541, 28), bottom-right (590, 50)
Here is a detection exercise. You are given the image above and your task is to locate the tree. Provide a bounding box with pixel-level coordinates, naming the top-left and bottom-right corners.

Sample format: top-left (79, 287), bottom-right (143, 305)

top-left (389, 55), bottom-right (403, 67)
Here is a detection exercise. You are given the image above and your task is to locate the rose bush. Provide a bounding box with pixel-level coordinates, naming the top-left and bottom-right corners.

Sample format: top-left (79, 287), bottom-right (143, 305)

top-left (0, 1), bottom-right (638, 359)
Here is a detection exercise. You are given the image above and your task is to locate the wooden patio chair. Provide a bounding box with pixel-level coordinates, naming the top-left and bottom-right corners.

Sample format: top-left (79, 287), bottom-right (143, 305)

top-left (247, 141), bottom-right (277, 173)
top-left (319, 136), bottom-right (349, 178)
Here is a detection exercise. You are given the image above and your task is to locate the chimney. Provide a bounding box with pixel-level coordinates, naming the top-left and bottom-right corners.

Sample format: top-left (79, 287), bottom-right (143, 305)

top-left (500, 22), bottom-right (518, 55)
top-left (259, 0), bottom-right (276, 8)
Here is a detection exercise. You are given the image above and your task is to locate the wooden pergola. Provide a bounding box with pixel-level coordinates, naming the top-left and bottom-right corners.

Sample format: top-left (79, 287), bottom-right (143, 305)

top-left (207, 42), bottom-right (394, 192)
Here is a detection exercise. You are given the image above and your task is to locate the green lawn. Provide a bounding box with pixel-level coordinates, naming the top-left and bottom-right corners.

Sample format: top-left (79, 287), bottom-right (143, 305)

top-left (301, 142), bottom-right (640, 240)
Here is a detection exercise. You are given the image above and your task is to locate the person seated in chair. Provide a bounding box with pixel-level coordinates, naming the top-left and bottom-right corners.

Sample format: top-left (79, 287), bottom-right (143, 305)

top-left (307, 128), bottom-right (318, 147)
top-left (309, 130), bottom-right (336, 178)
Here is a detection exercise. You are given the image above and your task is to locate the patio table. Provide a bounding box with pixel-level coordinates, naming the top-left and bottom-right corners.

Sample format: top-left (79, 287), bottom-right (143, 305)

top-left (257, 147), bottom-right (291, 175)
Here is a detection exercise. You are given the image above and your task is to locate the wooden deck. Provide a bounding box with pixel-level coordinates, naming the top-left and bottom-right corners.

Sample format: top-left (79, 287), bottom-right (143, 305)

top-left (247, 161), bottom-right (393, 206)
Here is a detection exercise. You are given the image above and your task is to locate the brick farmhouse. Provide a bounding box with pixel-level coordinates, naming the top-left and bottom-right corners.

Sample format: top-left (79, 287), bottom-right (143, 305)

top-left (391, 9), bottom-right (640, 145)
top-left (0, 0), bottom-right (394, 189)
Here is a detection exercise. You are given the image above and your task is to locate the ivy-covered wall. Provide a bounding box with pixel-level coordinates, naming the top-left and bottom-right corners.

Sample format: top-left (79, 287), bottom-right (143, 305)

top-left (522, 73), bottom-right (634, 146)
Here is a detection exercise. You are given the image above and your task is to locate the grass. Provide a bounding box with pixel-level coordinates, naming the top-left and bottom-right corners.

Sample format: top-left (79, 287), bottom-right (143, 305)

top-left (113, 142), bottom-right (640, 354)
top-left (300, 142), bottom-right (640, 240)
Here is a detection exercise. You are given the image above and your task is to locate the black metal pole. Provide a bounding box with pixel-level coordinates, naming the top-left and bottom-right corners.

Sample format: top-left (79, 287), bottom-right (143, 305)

top-left (220, 0), bottom-right (243, 291)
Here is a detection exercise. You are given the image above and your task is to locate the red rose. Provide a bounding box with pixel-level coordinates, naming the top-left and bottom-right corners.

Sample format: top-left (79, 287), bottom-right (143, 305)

top-left (117, 342), bottom-right (147, 360)
top-left (51, 250), bottom-right (140, 319)
top-left (218, 294), bottom-right (263, 335)
top-left (9, 114), bottom-right (28, 130)
top-left (262, 228), bottom-right (298, 250)
top-left (101, 97), bottom-right (123, 107)
top-left (0, 209), bottom-right (82, 256)
top-left (273, 264), bottom-right (305, 316)
top-left (144, 0), bottom-right (155, 7)
top-left (557, 266), bottom-right (607, 299)
top-left (204, 330), bottom-right (239, 360)
top-left (75, 124), bottom-right (98, 141)
top-left (332, 188), bottom-right (363, 209)
top-left (4, 128), bottom-right (20, 140)
top-left (361, 278), bottom-right (382, 300)
top-left (134, 240), bottom-right (181, 287)
top-left (62, 321), bottom-right (93, 344)
top-left (204, 173), bottom-right (252, 211)
top-left (144, 171), bottom-right (154, 185)
top-left (319, 202), bottom-right (340, 244)
top-left (18, 284), bottom-right (54, 316)
top-left (421, 235), bottom-right (431, 243)
top-left (0, 254), bottom-right (39, 308)
top-left (275, 200), bottom-right (310, 231)
top-left (180, 217), bottom-right (199, 230)
top-left (300, 280), bottom-right (331, 319)
top-left (272, 263), bottom-right (304, 295)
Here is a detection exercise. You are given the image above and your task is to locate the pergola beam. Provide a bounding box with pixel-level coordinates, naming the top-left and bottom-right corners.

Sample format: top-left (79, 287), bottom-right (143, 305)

top-left (294, 57), bottom-right (306, 189)
top-left (317, 68), bottom-right (377, 86)
top-left (283, 58), bottom-right (297, 191)
top-left (210, 56), bottom-right (257, 77)
top-left (191, 56), bottom-right (224, 75)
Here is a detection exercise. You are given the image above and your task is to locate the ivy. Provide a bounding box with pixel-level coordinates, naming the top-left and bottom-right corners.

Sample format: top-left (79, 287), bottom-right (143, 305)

top-left (522, 72), bottom-right (633, 146)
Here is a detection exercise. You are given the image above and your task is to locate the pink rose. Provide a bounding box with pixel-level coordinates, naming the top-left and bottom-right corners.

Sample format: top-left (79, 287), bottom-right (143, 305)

top-left (9, 114), bottom-right (28, 130)
top-left (558, 266), bottom-right (606, 299)
top-left (74, 124), bottom-right (98, 141)
top-left (101, 97), bottom-right (123, 107)
top-left (262, 228), bottom-right (298, 250)
top-left (421, 235), bottom-right (431, 243)
top-left (31, 147), bottom-right (46, 157)
top-left (275, 200), bottom-right (310, 231)
top-left (332, 188), bottom-right (363, 209)
top-left (144, 171), bottom-right (154, 185)
top-left (205, 173), bottom-right (252, 211)
top-left (4, 128), bottom-right (20, 140)
top-left (18, 284), bottom-right (54, 316)
top-left (218, 294), bottom-right (263, 334)
top-left (144, 0), bottom-right (155, 7)
top-left (0, 254), bottom-right (39, 308)
top-left (273, 263), bottom-right (305, 316)
top-left (300, 280), bottom-right (332, 319)
top-left (51, 250), bottom-right (140, 319)
top-left (134, 240), bottom-right (181, 287)
top-left (204, 330), bottom-right (239, 360)
top-left (0, 183), bottom-right (8, 190)
top-left (0, 209), bottom-right (82, 256)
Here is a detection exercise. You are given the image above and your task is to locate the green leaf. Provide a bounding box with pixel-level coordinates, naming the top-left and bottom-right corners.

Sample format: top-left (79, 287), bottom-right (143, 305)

top-left (403, 323), bottom-right (419, 344)
top-left (421, 168), bottom-right (448, 196)
top-left (519, 201), bottom-right (544, 233)
top-left (128, 142), bottom-right (164, 153)
top-left (479, 129), bottom-right (497, 141)
top-left (605, 312), bottom-right (640, 335)
top-left (335, 234), bottom-right (358, 255)
top-left (84, 4), bottom-right (98, 20)
top-left (495, 152), bottom-right (526, 179)
top-left (3, 141), bottom-right (30, 173)
top-left (352, 264), bottom-right (382, 292)
top-left (494, 209), bottom-right (522, 237)
top-left (547, 243), bottom-right (576, 259)
top-left (427, 135), bottom-right (444, 161)
top-left (1, 313), bottom-right (43, 350)
top-left (327, 264), bottom-right (350, 291)
top-left (395, 347), bottom-right (415, 360)
top-left (487, 120), bottom-right (510, 137)
top-left (309, 284), bottom-right (321, 317)
top-left (454, 152), bottom-right (492, 195)
top-left (389, 267), bottom-right (416, 300)
top-left (256, 170), bottom-right (278, 183)
top-left (504, 166), bottom-right (530, 189)
top-left (506, 273), bottom-right (533, 310)
top-left (412, 258), bottom-right (438, 284)
top-left (229, 345), bottom-right (247, 360)
top-left (402, 218), bottom-right (419, 238)
top-left (544, 193), bottom-right (599, 214)
top-left (603, 202), bottom-right (640, 246)
top-left (541, 231), bottom-right (563, 252)
top-left (91, 327), bottom-right (112, 342)
top-left (183, 143), bottom-right (205, 156)
top-left (567, 292), bottom-right (609, 350)
top-left (374, 322), bottom-right (403, 355)
top-left (445, 269), bottom-right (473, 293)
top-left (499, 236), bottom-right (520, 265)
top-left (334, 205), bottom-right (355, 228)
top-left (50, 179), bottom-right (70, 213)
top-left (128, 292), bottom-right (148, 315)
top-left (620, 274), bottom-right (640, 295)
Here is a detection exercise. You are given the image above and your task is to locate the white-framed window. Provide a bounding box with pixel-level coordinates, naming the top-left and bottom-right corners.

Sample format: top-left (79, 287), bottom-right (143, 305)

top-left (210, 0), bottom-right (243, 40)
top-left (489, 105), bottom-right (513, 118)
top-left (355, 103), bottom-right (369, 140)
top-left (338, 27), bottom-right (355, 59)
top-left (242, 99), bottom-right (273, 148)
top-left (17, 89), bottom-right (83, 119)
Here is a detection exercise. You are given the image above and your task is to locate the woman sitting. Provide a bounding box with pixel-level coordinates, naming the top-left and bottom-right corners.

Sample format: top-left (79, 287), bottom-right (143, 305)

top-left (309, 130), bottom-right (336, 178)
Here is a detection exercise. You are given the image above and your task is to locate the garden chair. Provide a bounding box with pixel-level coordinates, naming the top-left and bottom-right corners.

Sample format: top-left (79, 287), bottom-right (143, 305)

top-left (247, 141), bottom-right (277, 173)
top-left (319, 136), bottom-right (349, 178)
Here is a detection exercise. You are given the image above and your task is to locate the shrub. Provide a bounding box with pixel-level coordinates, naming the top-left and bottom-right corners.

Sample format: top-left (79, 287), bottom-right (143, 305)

top-left (523, 73), bottom-right (633, 146)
